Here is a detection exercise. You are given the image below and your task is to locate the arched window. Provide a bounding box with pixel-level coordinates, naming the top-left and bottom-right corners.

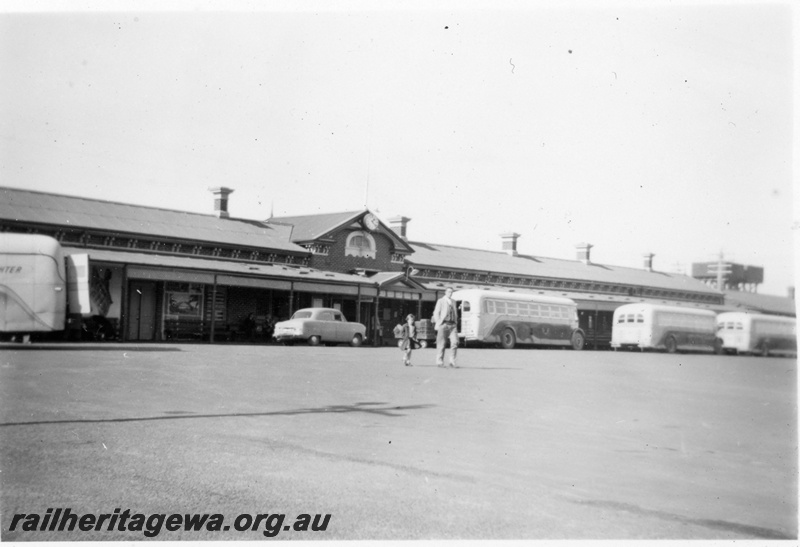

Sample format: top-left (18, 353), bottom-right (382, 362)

top-left (345, 231), bottom-right (376, 259)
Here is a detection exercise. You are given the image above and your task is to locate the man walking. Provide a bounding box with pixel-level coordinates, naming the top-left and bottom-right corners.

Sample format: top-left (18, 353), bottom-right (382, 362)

top-left (432, 287), bottom-right (459, 368)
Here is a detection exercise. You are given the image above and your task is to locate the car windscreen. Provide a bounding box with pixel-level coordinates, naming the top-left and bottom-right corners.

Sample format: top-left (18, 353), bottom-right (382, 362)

top-left (291, 311), bottom-right (313, 319)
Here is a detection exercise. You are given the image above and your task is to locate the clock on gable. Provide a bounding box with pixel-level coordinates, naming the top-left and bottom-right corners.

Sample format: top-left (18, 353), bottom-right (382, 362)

top-left (362, 213), bottom-right (379, 231)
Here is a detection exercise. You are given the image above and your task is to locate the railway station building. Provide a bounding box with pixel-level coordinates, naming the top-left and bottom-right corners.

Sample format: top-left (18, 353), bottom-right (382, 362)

top-left (0, 186), bottom-right (791, 347)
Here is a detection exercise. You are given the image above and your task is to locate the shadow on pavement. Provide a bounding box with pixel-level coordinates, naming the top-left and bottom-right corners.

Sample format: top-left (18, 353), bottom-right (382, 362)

top-left (572, 499), bottom-right (795, 540)
top-left (0, 345), bottom-right (181, 352)
top-left (0, 402), bottom-right (435, 427)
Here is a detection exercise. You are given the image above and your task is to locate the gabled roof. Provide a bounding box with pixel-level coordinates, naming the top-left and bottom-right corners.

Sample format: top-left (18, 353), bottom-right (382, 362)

top-left (723, 290), bottom-right (796, 317)
top-left (269, 210), bottom-right (364, 242)
top-left (269, 209), bottom-right (414, 252)
top-left (368, 271), bottom-right (428, 290)
top-left (0, 187), bottom-right (307, 254)
top-left (407, 241), bottom-right (720, 295)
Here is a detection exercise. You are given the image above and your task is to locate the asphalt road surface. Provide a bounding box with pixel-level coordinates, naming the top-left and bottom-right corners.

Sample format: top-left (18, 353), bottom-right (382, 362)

top-left (0, 343), bottom-right (796, 541)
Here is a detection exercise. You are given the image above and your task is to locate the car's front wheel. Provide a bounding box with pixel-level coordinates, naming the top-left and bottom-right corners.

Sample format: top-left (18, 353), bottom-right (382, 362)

top-left (308, 335), bottom-right (321, 346)
top-left (350, 333), bottom-right (363, 347)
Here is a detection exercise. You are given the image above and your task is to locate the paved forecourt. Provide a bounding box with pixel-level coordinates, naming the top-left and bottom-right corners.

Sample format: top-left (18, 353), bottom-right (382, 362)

top-left (0, 343), bottom-right (796, 541)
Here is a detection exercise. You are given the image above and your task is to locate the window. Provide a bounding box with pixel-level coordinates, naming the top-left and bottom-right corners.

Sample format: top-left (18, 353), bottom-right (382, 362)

top-left (636, 314), bottom-right (644, 323)
top-left (333, 312), bottom-right (344, 322)
top-left (319, 311), bottom-right (334, 321)
top-left (462, 301), bottom-right (471, 312)
top-left (345, 231), bottom-right (377, 259)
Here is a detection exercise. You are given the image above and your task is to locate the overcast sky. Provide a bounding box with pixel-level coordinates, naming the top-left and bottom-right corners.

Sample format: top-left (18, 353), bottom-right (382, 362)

top-left (1, 0), bottom-right (796, 296)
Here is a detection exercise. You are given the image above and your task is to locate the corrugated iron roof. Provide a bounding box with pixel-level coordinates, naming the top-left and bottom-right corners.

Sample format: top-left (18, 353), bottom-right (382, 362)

top-left (723, 290), bottom-right (796, 316)
top-left (62, 247), bottom-right (377, 285)
top-left (418, 281), bottom-right (729, 312)
top-left (269, 211), bottom-right (363, 242)
top-left (408, 241), bottom-right (720, 295)
top-left (0, 187), bottom-right (307, 253)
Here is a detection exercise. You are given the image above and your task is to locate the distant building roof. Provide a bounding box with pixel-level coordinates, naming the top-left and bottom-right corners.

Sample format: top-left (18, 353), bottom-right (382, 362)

top-left (407, 241), bottom-right (720, 295)
top-left (0, 187), bottom-right (307, 254)
top-left (723, 290), bottom-right (796, 317)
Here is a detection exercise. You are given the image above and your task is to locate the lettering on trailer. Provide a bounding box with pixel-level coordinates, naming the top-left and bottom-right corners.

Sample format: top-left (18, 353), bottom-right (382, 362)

top-left (0, 266), bottom-right (23, 274)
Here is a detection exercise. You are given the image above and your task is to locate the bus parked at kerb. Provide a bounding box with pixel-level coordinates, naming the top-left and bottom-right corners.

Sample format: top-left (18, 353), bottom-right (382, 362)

top-left (452, 289), bottom-right (586, 350)
top-left (716, 312), bottom-right (796, 357)
top-left (610, 303), bottom-right (718, 353)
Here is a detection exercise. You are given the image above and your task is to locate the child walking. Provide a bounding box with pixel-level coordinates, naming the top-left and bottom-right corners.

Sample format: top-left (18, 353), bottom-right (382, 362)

top-left (400, 314), bottom-right (419, 366)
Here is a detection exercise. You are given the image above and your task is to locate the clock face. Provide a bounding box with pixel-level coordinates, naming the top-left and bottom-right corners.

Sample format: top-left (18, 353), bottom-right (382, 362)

top-left (363, 214), bottom-right (379, 231)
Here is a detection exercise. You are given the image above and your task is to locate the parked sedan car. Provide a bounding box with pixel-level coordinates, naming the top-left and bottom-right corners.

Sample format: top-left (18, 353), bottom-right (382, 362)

top-left (273, 308), bottom-right (366, 347)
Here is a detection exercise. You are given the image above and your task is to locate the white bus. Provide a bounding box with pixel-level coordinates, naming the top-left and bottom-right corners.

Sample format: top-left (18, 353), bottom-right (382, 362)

top-left (452, 289), bottom-right (585, 350)
top-left (610, 303), bottom-right (718, 353)
top-left (716, 312), bottom-right (796, 357)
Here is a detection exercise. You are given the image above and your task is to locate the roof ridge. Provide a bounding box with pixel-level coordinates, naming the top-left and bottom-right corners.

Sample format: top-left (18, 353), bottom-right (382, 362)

top-left (269, 209), bottom-right (365, 221)
top-left (1, 185), bottom-right (222, 220)
top-left (410, 240), bottom-right (696, 279)
top-left (409, 240), bottom-right (576, 264)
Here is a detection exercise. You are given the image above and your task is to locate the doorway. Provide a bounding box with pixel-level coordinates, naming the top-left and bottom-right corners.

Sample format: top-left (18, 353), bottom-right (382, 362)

top-left (127, 281), bottom-right (157, 341)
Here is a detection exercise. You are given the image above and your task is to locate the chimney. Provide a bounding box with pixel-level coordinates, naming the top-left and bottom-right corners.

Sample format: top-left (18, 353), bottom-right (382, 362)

top-left (209, 187), bottom-right (234, 218)
top-left (576, 243), bottom-right (593, 264)
top-left (388, 216), bottom-right (411, 240)
top-left (643, 253), bottom-right (655, 272)
top-left (500, 232), bottom-right (520, 256)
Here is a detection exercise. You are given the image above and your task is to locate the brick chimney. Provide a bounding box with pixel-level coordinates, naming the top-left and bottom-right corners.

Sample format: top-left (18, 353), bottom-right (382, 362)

top-left (209, 187), bottom-right (234, 218)
top-left (500, 232), bottom-right (520, 256)
top-left (643, 253), bottom-right (655, 272)
top-left (388, 216), bottom-right (411, 240)
top-left (576, 243), bottom-right (593, 264)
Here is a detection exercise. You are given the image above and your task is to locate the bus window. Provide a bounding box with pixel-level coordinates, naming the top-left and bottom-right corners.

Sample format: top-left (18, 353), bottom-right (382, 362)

top-left (530, 304), bottom-right (540, 317)
top-left (495, 301), bottom-right (506, 315)
top-left (617, 315), bottom-right (625, 323)
top-left (506, 302), bottom-right (518, 316)
top-left (462, 301), bottom-right (471, 312)
top-left (626, 314), bottom-right (635, 323)
top-left (636, 314), bottom-right (644, 323)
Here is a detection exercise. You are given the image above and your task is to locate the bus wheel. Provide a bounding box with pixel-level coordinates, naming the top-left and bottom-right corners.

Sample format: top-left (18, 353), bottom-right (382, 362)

top-left (665, 336), bottom-right (678, 354)
top-left (571, 331), bottom-right (585, 351)
top-left (308, 335), bottom-right (321, 346)
top-left (500, 328), bottom-right (516, 349)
